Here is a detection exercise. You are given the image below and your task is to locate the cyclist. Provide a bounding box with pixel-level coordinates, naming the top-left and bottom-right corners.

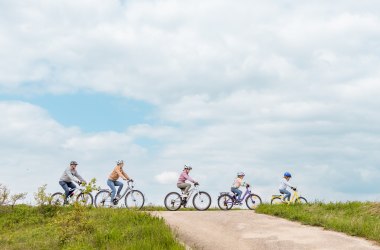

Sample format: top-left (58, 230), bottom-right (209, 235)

top-left (231, 172), bottom-right (249, 202)
top-left (177, 165), bottom-right (198, 199)
top-left (279, 172), bottom-right (296, 202)
top-left (59, 161), bottom-right (86, 204)
top-left (107, 160), bottom-right (133, 204)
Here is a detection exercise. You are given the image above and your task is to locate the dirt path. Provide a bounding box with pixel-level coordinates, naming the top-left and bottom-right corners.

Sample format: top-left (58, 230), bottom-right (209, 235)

top-left (153, 211), bottom-right (380, 250)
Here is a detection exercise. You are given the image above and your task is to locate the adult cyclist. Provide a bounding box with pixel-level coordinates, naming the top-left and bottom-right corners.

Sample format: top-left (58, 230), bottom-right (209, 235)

top-left (59, 161), bottom-right (86, 204)
top-left (107, 160), bottom-right (133, 205)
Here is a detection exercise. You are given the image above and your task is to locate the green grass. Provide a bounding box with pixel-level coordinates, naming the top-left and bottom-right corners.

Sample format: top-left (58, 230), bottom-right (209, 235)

top-left (0, 205), bottom-right (184, 250)
top-left (256, 202), bottom-right (380, 243)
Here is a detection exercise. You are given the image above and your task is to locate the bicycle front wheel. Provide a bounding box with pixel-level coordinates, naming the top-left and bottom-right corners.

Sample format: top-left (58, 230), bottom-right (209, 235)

top-left (246, 194), bottom-right (262, 210)
top-left (295, 197), bottom-right (308, 204)
top-left (50, 192), bottom-right (65, 206)
top-left (217, 194), bottom-right (234, 210)
top-left (193, 191), bottom-right (212, 211)
top-left (125, 190), bottom-right (145, 210)
top-left (164, 192), bottom-right (182, 211)
top-left (77, 192), bottom-right (93, 206)
top-left (94, 190), bottom-right (112, 208)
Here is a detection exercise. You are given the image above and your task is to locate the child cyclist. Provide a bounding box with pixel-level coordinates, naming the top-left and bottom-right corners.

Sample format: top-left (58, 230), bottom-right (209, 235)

top-left (231, 172), bottom-right (250, 202)
top-left (279, 172), bottom-right (296, 202)
top-left (177, 165), bottom-right (198, 199)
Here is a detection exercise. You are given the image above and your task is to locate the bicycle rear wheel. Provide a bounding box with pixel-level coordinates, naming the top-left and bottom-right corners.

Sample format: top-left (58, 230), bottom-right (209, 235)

top-left (246, 194), bottom-right (262, 210)
top-left (94, 190), bottom-right (112, 208)
top-left (295, 197), bottom-right (308, 204)
top-left (217, 194), bottom-right (234, 210)
top-left (50, 192), bottom-right (65, 205)
top-left (125, 190), bottom-right (145, 210)
top-left (193, 191), bottom-right (212, 211)
top-left (271, 197), bottom-right (283, 205)
top-left (164, 192), bottom-right (182, 211)
top-left (77, 192), bottom-right (93, 206)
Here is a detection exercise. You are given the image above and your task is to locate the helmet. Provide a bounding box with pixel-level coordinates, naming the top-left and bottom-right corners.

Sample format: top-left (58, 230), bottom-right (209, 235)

top-left (70, 161), bottom-right (78, 165)
top-left (184, 165), bottom-right (192, 170)
top-left (116, 160), bottom-right (124, 165)
top-left (284, 172), bottom-right (292, 177)
top-left (237, 172), bottom-right (245, 176)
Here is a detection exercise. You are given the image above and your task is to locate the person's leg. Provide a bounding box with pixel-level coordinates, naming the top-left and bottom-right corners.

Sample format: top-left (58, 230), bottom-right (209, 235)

top-left (114, 181), bottom-right (124, 198)
top-left (177, 183), bottom-right (191, 195)
top-left (231, 187), bottom-right (241, 200)
top-left (59, 181), bottom-right (70, 198)
top-left (284, 190), bottom-right (291, 201)
top-left (107, 180), bottom-right (116, 200)
top-left (279, 189), bottom-right (291, 201)
top-left (236, 189), bottom-right (242, 201)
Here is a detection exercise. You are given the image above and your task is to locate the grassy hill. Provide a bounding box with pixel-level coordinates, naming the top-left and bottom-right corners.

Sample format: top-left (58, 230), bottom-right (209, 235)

top-left (256, 202), bottom-right (380, 244)
top-left (0, 204), bottom-right (184, 250)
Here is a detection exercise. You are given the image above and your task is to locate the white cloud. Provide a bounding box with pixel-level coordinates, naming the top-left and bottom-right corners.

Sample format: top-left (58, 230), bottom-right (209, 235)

top-left (155, 171), bottom-right (178, 184)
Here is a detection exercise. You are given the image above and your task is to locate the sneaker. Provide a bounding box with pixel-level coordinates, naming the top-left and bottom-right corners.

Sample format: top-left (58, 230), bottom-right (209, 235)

top-left (63, 200), bottom-right (69, 205)
top-left (113, 198), bottom-right (118, 205)
top-left (116, 195), bottom-right (121, 200)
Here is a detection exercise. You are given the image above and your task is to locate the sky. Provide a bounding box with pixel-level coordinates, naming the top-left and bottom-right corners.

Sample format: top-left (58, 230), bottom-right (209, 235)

top-left (0, 0), bottom-right (380, 205)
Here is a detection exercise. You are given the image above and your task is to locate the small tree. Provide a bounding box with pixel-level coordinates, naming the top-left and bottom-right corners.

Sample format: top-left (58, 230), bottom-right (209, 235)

top-left (0, 184), bottom-right (10, 205)
top-left (34, 184), bottom-right (52, 205)
top-left (10, 193), bottom-right (27, 207)
top-left (82, 178), bottom-right (100, 194)
top-left (0, 183), bottom-right (28, 207)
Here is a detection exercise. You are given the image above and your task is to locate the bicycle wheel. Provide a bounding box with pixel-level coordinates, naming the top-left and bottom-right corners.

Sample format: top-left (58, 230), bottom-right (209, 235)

top-left (164, 192), bottom-right (182, 211)
top-left (77, 192), bottom-right (93, 206)
top-left (246, 194), bottom-right (262, 210)
top-left (295, 197), bottom-right (308, 204)
top-left (50, 192), bottom-right (65, 205)
top-left (271, 197), bottom-right (283, 205)
top-left (217, 194), bottom-right (234, 210)
top-left (193, 191), bottom-right (212, 211)
top-left (94, 190), bottom-right (112, 208)
top-left (125, 190), bottom-right (145, 210)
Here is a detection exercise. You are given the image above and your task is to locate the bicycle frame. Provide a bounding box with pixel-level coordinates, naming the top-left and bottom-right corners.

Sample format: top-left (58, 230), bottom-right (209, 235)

top-left (272, 189), bottom-right (300, 204)
top-left (106, 181), bottom-right (135, 201)
top-left (181, 184), bottom-right (200, 200)
top-left (234, 187), bottom-right (252, 202)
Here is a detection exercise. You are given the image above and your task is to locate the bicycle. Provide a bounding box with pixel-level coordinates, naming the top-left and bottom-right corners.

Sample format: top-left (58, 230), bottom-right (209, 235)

top-left (94, 180), bottom-right (145, 209)
top-left (217, 185), bottom-right (262, 210)
top-left (271, 187), bottom-right (308, 204)
top-left (50, 182), bottom-right (93, 206)
top-left (164, 183), bottom-right (211, 211)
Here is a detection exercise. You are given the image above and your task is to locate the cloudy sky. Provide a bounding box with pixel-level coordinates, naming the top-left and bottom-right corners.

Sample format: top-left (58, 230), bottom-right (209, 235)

top-left (1, 0), bottom-right (379, 205)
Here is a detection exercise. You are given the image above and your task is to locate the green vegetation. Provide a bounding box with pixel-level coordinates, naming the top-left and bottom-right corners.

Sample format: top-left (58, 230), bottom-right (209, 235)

top-left (0, 204), bottom-right (184, 250)
top-left (256, 202), bottom-right (380, 243)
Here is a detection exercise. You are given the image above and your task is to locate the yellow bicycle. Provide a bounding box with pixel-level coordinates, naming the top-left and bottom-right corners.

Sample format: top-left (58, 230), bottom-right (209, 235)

top-left (271, 188), bottom-right (308, 205)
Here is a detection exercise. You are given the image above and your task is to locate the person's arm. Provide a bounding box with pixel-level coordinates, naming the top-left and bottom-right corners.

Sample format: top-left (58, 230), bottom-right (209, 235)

top-left (184, 172), bottom-right (196, 183)
top-left (115, 166), bottom-right (127, 180)
top-left (73, 170), bottom-right (86, 183)
top-left (121, 169), bottom-right (130, 180)
top-left (284, 179), bottom-right (293, 189)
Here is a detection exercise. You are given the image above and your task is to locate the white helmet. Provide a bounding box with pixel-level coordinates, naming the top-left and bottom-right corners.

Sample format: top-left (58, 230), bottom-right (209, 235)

top-left (184, 165), bottom-right (192, 170)
top-left (237, 172), bottom-right (245, 176)
top-left (116, 160), bottom-right (124, 165)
